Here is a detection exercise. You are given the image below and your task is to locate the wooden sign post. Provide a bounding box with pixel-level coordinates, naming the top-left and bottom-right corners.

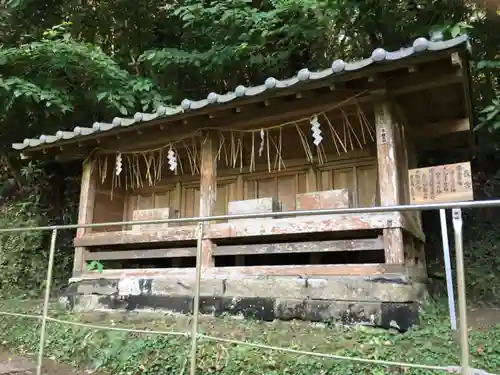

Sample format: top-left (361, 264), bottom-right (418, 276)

top-left (408, 161), bottom-right (474, 331)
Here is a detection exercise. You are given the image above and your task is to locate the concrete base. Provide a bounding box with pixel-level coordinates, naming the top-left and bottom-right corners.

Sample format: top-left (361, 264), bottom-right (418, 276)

top-left (63, 272), bottom-right (427, 332)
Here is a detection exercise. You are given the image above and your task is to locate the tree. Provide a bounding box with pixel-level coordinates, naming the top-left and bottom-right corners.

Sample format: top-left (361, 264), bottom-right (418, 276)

top-left (0, 0), bottom-right (499, 295)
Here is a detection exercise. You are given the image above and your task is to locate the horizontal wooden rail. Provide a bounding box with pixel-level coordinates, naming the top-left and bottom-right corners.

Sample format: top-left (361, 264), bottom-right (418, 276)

top-left (74, 263), bottom-right (405, 279)
top-left (75, 212), bottom-right (406, 247)
top-left (86, 237), bottom-right (384, 261)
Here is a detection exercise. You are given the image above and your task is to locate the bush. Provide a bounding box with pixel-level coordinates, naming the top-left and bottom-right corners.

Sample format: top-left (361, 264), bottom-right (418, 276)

top-left (0, 161), bottom-right (79, 297)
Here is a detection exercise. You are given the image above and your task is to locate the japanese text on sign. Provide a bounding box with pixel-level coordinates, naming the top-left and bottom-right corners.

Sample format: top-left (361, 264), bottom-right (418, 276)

top-left (408, 162), bottom-right (473, 204)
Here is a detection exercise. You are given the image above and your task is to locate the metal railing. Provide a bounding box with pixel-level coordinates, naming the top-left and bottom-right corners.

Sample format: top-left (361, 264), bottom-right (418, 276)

top-left (0, 199), bottom-right (499, 375)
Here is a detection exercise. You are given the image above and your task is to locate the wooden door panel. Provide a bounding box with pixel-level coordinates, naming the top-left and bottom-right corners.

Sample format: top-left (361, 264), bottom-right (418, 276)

top-left (357, 165), bottom-right (378, 207)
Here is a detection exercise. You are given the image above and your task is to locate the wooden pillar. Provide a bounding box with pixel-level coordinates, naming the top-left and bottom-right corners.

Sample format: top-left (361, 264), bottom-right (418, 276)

top-left (234, 175), bottom-right (245, 266)
top-left (306, 166), bottom-right (322, 263)
top-left (374, 100), bottom-right (404, 264)
top-left (199, 131), bottom-right (216, 267)
top-left (73, 157), bottom-right (96, 276)
top-left (405, 133), bottom-right (422, 229)
top-left (172, 181), bottom-right (182, 267)
top-left (404, 132), bottom-right (426, 274)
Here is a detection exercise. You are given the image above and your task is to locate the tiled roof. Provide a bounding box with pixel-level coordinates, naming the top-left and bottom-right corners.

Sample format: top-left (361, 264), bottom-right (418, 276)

top-left (12, 34), bottom-right (469, 151)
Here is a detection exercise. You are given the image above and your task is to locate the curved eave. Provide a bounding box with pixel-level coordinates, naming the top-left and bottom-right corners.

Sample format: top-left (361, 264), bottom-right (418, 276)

top-left (13, 35), bottom-right (470, 154)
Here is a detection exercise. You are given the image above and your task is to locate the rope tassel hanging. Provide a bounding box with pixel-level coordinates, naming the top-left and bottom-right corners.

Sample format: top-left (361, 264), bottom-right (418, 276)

top-left (258, 129), bottom-right (265, 157)
top-left (310, 115), bottom-right (323, 146)
top-left (115, 152), bottom-right (122, 176)
top-left (167, 145), bottom-right (177, 171)
top-left (91, 90), bottom-right (376, 188)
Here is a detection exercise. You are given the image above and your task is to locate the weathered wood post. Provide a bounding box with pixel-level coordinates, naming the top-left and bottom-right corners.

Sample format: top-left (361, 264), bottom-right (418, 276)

top-left (199, 130), bottom-right (217, 267)
top-left (73, 157), bottom-right (96, 276)
top-left (374, 99), bottom-right (405, 264)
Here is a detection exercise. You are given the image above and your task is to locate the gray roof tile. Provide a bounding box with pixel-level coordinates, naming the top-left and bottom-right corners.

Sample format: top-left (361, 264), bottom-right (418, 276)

top-left (12, 34), bottom-right (469, 151)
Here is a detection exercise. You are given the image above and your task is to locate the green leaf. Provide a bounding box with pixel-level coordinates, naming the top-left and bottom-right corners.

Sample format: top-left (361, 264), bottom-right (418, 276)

top-left (486, 109), bottom-right (499, 121)
top-left (181, 13), bottom-right (195, 21)
top-left (118, 105), bottom-right (128, 115)
top-left (450, 24), bottom-right (461, 38)
top-left (96, 92), bottom-right (108, 102)
top-left (86, 261), bottom-right (104, 272)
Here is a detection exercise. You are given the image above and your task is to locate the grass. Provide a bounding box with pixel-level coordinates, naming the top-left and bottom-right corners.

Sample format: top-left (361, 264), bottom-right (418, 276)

top-left (0, 298), bottom-right (498, 374)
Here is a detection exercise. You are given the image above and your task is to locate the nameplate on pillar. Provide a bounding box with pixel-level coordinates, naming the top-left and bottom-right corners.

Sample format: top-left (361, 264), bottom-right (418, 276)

top-left (408, 162), bottom-right (473, 204)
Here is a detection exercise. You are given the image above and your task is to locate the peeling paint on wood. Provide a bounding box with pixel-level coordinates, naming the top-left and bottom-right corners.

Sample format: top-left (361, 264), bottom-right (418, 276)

top-left (400, 212), bottom-right (425, 241)
top-left (131, 207), bottom-right (173, 232)
top-left (73, 158), bottom-right (96, 275)
top-left (228, 197), bottom-right (280, 215)
top-left (375, 100), bottom-right (405, 264)
top-left (74, 225), bottom-right (199, 247)
top-left (74, 263), bottom-right (406, 279)
top-left (228, 197), bottom-right (280, 224)
top-left (296, 189), bottom-right (352, 211)
top-left (383, 228), bottom-right (405, 264)
top-left (86, 237), bottom-right (384, 260)
top-left (210, 212), bottom-right (403, 238)
top-left (375, 102), bottom-right (400, 207)
top-left (199, 131), bottom-right (216, 266)
top-left (74, 212), bottom-right (405, 247)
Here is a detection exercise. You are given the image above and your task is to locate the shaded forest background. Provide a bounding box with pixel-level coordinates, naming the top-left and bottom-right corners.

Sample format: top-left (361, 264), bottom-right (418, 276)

top-left (0, 0), bottom-right (499, 299)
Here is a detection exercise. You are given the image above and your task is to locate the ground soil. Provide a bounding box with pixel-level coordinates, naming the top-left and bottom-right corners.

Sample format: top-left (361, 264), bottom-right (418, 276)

top-left (466, 305), bottom-right (500, 330)
top-left (0, 348), bottom-right (90, 374)
top-left (0, 306), bottom-right (498, 374)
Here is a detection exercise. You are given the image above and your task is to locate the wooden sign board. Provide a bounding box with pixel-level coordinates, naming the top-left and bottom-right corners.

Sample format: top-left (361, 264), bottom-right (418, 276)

top-left (408, 162), bottom-right (473, 205)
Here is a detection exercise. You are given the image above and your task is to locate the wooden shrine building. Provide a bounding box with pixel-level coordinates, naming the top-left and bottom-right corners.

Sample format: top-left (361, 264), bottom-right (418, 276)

top-left (13, 35), bottom-right (473, 329)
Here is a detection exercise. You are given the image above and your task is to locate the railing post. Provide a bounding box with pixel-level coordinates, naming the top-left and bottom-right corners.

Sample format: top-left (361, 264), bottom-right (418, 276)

top-left (452, 208), bottom-right (470, 375)
top-left (189, 221), bottom-right (204, 375)
top-left (36, 228), bottom-right (58, 375)
top-left (439, 209), bottom-right (457, 330)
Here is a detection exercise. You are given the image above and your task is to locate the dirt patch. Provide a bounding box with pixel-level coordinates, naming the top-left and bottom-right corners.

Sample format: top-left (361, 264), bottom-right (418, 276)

top-left (0, 348), bottom-right (91, 375)
top-left (466, 306), bottom-right (500, 330)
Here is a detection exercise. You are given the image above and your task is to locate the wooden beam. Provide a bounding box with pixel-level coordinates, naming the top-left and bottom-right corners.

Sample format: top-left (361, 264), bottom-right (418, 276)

top-left (390, 71), bottom-right (462, 95)
top-left (29, 64), bottom-right (464, 159)
top-left (90, 73), bottom-right (461, 155)
top-left (41, 89), bottom-right (367, 159)
top-left (199, 131), bottom-right (216, 266)
top-left (73, 158), bottom-right (96, 276)
top-left (87, 247), bottom-right (196, 260)
top-left (234, 175), bottom-right (245, 266)
top-left (76, 263), bottom-right (405, 279)
top-left (305, 165), bottom-right (320, 263)
top-left (389, 98), bottom-right (424, 233)
top-left (85, 237), bottom-right (384, 261)
top-left (374, 99), bottom-right (405, 264)
top-left (212, 213), bottom-right (399, 238)
top-left (413, 118), bottom-right (470, 140)
top-left (375, 100), bottom-right (400, 206)
top-left (73, 212), bottom-right (403, 247)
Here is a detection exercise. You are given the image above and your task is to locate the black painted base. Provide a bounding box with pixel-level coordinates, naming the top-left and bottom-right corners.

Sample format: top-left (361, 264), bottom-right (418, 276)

top-left (65, 293), bottom-right (419, 332)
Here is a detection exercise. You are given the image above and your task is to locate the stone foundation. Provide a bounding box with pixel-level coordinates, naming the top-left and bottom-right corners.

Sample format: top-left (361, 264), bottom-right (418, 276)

top-left (63, 273), bottom-right (427, 332)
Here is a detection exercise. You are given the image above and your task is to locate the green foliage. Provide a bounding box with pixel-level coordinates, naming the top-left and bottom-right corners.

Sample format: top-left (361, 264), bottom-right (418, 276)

top-left (477, 99), bottom-right (500, 132)
top-left (0, 0), bottom-right (478, 298)
top-left (0, 20), bottom-right (168, 147)
top-left (137, 0), bottom-right (470, 101)
top-left (0, 1), bottom-right (498, 373)
top-left (0, 299), bottom-right (498, 374)
top-left (86, 261), bottom-right (104, 273)
top-left (0, 161), bottom-right (79, 297)
top-left (0, 163), bottom-right (47, 296)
